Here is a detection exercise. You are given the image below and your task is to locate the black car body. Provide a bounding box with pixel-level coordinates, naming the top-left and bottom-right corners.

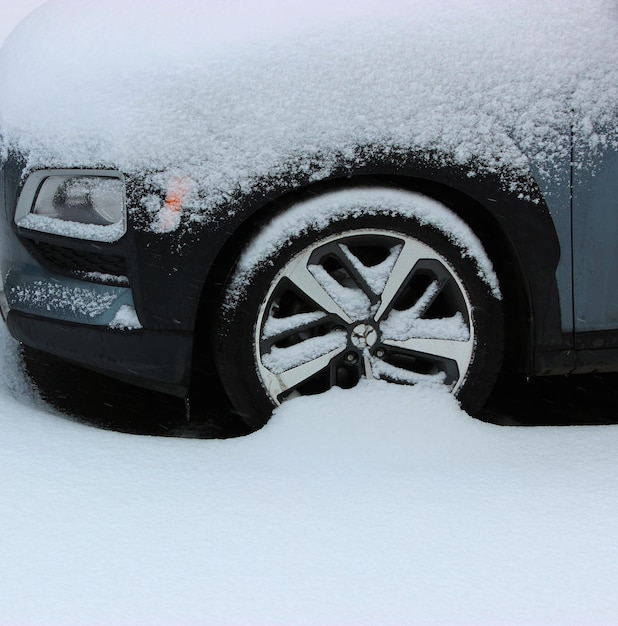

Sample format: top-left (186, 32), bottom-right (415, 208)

top-left (1, 0), bottom-right (617, 425)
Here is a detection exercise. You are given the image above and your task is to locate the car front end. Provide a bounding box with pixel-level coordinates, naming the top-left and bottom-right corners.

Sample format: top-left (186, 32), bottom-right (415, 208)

top-left (0, 156), bottom-right (194, 396)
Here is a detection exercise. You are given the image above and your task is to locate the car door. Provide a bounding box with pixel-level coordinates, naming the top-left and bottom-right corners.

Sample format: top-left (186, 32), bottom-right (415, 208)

top-left (572, 135), bottom-right (618, 340)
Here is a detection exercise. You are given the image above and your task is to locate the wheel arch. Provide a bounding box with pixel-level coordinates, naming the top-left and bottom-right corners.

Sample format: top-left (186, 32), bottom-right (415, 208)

top-left (191, 163), bottom-right (560, 384)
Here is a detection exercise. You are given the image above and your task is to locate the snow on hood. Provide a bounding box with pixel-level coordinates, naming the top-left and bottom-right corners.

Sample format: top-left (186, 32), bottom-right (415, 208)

top-left (0, 0), bottom-right (616, 203)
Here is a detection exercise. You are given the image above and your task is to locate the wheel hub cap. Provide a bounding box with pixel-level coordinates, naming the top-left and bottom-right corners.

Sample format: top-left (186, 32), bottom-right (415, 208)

top-left (350, 323), bottom-right (378, 349)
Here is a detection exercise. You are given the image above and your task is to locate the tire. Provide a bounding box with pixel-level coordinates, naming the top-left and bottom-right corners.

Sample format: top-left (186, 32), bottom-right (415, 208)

top-left (213, 188), bottom-right (503, 428)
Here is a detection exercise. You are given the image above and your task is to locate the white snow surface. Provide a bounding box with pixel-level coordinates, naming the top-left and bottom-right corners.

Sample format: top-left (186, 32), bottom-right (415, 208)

top-left (1, 0), bottom-right (617, 225)
top-left (9, 280), bottom-right (119, 318)
top-left (109, 304), bottom-right (142, 330)
top-left (3, 323), bottom-right (618, 624)
top-left (17, 214), bottom-right (125, 242)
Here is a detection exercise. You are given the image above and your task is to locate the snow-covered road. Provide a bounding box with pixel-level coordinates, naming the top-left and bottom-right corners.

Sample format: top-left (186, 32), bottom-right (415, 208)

top-left (2, 323), bottom-right (618, 625)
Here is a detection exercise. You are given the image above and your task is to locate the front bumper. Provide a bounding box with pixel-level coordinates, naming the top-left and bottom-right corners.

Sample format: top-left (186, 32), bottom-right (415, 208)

top-left (6, 309), bottom-right (192, 397)
top-left (1, 206), bottom-right (192, 397)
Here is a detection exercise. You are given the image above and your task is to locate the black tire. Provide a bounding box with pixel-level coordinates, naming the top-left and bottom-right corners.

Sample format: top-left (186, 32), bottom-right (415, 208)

top-left (213, 190), bottom-right (503, 429)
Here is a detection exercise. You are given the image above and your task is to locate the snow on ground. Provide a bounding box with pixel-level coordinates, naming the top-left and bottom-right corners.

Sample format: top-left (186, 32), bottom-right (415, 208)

top-left (2, 321), bottom-right (618, 625)
top-left (2, 2), bottom-right (618, 624)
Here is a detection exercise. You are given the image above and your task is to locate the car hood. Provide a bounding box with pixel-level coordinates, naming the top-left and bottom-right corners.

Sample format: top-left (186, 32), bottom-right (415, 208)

top-left (0, 0), bottom-right (616, 216)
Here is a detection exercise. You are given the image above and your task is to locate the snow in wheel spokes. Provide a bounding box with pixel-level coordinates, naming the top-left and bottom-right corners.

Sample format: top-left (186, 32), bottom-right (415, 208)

top-left (256, 230), bottom-right (474, 403)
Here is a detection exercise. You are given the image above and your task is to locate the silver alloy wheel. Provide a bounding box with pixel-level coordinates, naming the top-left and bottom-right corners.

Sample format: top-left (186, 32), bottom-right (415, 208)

top-left (255, 228), bottom-right (475, 404)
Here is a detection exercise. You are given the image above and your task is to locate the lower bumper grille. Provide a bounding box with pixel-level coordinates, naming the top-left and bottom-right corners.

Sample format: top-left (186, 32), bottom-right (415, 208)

top-left (31, 241), bottom-right (128, 276)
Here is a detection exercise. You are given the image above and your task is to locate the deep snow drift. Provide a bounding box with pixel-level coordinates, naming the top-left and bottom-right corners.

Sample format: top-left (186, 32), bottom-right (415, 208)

top-left (2, 323), bottom-right (618, 625)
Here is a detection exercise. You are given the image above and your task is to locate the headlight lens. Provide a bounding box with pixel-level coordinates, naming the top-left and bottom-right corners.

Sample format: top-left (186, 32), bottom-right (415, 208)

top-left (34, 176), bottom-right (125, 226)
top-left (15, 171), bottom-right (127, 243)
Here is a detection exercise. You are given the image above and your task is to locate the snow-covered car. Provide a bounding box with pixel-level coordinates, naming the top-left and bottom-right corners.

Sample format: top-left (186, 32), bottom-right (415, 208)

top-left (0, 0), bottom-right (617, 427)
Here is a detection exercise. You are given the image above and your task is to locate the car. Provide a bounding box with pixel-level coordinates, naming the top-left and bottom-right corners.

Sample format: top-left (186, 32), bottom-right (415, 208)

top-left (0, 0), bottom-right (617, 428)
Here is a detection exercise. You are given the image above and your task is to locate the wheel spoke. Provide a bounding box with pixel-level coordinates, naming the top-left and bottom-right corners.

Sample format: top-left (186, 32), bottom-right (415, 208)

top-left (408, 280), bottom-right (441, 318)
top-left (340, 242), bottom-right (402, 297)
top-left (261, 311), bottom-right (327, 342)
top-left (370, 356), bottom-right (447, 386)
top-left (363, 353), bottom-right (374, 380)
top-left (308, 263), bottom-right (372, 321)
top-left (382, 336), bottom-right (474, 378)
top-left (374, 239), bottom-right (425, 322)
top-left (334, 244), bottom-right (377, 302)
top-left (260, 344), bottom-right (347, 400)
top-left (284, 253), bottom-right (353, 324)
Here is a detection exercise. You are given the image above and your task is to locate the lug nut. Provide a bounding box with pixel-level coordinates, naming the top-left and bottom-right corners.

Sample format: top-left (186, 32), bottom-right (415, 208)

top-left (345, 352), bottom-right (358, 363)
top-left (375, 348), bottom-right (385, 358)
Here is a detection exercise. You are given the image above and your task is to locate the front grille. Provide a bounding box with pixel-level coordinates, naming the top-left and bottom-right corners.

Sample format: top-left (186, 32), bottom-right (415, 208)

top-left (32, 241), bottom-right (128, 276)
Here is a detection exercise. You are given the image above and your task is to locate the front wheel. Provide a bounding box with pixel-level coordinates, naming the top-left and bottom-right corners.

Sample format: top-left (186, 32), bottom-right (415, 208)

top-left (213, 188), bottom-right (503, 428)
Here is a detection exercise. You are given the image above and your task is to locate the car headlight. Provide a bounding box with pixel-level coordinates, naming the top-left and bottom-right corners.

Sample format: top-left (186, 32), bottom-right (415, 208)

top-left (34, 176), bottom-right (124, 226)
top-left (15, 170), bottom-right (127, 242)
